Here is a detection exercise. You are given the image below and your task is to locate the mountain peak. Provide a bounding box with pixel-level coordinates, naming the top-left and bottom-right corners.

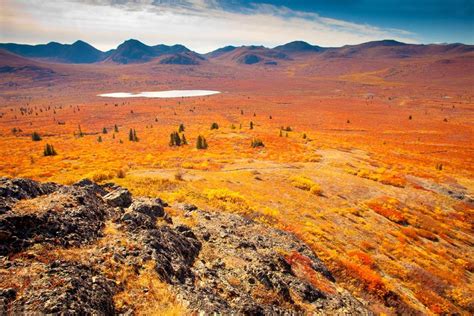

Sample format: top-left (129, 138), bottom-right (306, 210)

top-left (274, 41), bottom-right (323, 52)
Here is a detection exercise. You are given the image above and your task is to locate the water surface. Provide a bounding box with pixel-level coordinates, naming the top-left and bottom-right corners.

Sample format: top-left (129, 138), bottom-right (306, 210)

top-left (98, 90), bottom-right (220, 98)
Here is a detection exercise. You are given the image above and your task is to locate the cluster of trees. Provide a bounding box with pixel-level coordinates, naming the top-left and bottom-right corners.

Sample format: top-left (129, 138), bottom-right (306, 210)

top-left (169, 131), bottom-right (187, 147)
top-left (43, 144), bottom-right (57, 156)
top-left (129, 129), bottom-right (138, 142)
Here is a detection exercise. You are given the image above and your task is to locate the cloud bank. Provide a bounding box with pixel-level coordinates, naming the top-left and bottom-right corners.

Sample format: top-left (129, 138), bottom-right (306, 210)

top-left (0, 0), bottom-right (418, 53)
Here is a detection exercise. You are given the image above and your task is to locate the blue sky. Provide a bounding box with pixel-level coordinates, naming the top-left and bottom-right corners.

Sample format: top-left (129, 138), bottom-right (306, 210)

top-left (232, 0), bottom-right (474, 44)
top-left (0, 0), bottom-right (472, 52)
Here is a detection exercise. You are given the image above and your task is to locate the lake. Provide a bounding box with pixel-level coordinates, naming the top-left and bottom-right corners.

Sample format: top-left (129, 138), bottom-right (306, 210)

top-left (97, 90), bottom-right (221, 98)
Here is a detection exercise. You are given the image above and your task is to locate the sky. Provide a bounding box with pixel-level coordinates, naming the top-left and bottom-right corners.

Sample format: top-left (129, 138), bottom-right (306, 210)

top-left (0, 0), bottom-right (473, 53)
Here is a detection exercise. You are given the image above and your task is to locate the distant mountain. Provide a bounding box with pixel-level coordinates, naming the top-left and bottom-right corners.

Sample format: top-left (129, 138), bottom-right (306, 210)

top-left (158, 52), bottom-right (204, 65)
top-left (273, 41), bottom-right (324, 53)
top-left (208, 45), bottom-right (290, 65)
top-left (205, 46), bottom-right (237, 58)
top-left (0, 39), bottom-right (200, 65)
top-left (106, 39), bottom-right (155, 64)
top-left (104, 39), bottom-right (200, 64)
top-left (1, 39), bottom-right (472, 65)
top-left (0, 49), bottom-right (59, 80)
top-left (321, 40), bottom-right (474, 59)
top-left (0, 40), bottom-right (105, 63)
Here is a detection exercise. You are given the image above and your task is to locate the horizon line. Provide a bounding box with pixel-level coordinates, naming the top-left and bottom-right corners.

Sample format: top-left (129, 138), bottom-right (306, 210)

top-left (1, 38), bottom-right (472, 55)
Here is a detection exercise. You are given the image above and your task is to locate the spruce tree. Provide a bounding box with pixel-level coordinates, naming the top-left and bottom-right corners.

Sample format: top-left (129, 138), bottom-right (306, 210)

top-left (181, 134), bottom-right (187, 145)
top-left (77, 125), bottom-right (84, 137)
top-left (98, 136), bottom-right (103, 143)
top-left (251, 138), bottom-right (264, 148)
top-left (169, 131), bottom-right (182, 146)
top-left (196, 135), bottom-right (202, 149)
top-left (102, 127), bottom-right (107, 134)
top-left (250, 121), bottom-right (254, 129)
top-left (43, 144), bottom-right (57, 156)
top-left (169, 133), bottom-right (175, 146)
top-left (174, 132), bottom-right (181, 146)
top-left (32, 132), bottom-right (42, 141)
top-left (196, 135), bottom-right (208, 149)
top-left (133, 129), bottom-right (138, 142)
top-left (178, 123), bottom-right (185, 133)
top-left (114, 124), bottom-right (119, 132)
top-left (129, 129), bottom-right (134, 141)
top-left (210, 122), bottom-right (219, 130)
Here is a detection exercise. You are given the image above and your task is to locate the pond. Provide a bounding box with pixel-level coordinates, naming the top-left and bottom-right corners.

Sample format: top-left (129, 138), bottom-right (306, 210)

top-left (97, 90), bottom-right (221, 98)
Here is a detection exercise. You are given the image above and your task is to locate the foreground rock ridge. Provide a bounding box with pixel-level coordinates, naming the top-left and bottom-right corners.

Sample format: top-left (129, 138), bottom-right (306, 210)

top-left (0, 177), bottom-right (371, 314)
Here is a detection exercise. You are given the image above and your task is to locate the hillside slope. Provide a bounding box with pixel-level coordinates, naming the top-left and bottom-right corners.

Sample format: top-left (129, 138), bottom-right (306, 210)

top-left (0, 178), bottom-right (371, 314)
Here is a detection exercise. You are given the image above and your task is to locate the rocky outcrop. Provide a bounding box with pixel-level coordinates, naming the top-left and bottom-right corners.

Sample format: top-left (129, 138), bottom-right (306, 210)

top-left (0, 178), bottom-right (110, 255)
top-left (9, 261), bottom-right (117, 315)
top-left (0, 178), bottom-right (371, 315)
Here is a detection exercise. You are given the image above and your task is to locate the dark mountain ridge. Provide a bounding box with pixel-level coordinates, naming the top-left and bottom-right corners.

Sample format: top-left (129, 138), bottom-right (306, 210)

top-left (1, 39), bottom-right (473, 65)
top-left (0, 40), bottom-right (106, 64)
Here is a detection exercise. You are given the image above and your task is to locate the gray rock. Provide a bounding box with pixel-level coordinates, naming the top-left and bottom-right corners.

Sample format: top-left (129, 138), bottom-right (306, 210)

top-left (103, 188), bottom-right (132, 208)
top-left (128, 198), bottom-right (165, 218)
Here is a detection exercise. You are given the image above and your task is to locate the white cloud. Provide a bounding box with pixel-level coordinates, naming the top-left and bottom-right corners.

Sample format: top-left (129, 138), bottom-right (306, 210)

top-left (0, 0), bottom-right (418, 53)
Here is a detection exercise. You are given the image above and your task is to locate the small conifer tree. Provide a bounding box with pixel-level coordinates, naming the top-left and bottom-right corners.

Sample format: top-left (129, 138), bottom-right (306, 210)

top-left (114, 124), bottom-right (119, 132)
top-left (251, 138), bottom-right (264, 148)
top-left (178, 123), bottom-right (185, 133)
top-left (210, 122), bottom-right (219, 130)
top-left (77, 124), bottom-right (84, 137)
top-left (196, 135), bottom-right (208, 149)
top-left (129, 129), bottom-right (138, 142)
top-left (97, 136), bottom-right (103, 143)
top-left (250, 121), bottom-right (254, 129)
top-left (169, 131), bottom-right (182, 146)
top-left (43, 144), bottom-right (57, 156)
top-left (32, 132), bottom-right (42, 141)
top-left (102, 127), bottom-right (107, 134)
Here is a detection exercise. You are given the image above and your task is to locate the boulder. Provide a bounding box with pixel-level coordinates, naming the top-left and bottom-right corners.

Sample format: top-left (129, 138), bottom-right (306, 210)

top-left (103, 188), bottom-right (132, 208)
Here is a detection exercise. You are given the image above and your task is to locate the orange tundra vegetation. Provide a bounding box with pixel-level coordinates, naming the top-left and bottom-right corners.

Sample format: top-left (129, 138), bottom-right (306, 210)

top-left (0, 46), bottom-right (473, 315)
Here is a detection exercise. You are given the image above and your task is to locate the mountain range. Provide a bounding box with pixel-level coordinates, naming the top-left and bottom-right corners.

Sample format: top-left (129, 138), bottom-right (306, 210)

top-left (0, 39), bottom-right (473, 66)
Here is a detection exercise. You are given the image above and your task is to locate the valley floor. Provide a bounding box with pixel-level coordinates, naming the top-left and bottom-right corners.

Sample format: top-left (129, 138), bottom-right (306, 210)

top-left (0, 59), bottom-right (473, 314)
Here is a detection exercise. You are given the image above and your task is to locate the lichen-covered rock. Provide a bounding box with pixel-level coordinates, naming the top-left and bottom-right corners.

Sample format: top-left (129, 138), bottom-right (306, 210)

top-left (0, 180), bottom-right (111, 255)
top-left (127, 198), bottom-right (165, 218)
top-left (11, 261), bottom-right (116, 315)
top-left (0, 178), bottom-right (371, 315)
top-left (0, 177), bottom-right (60, 214)
top-left (180, 210), bottom-right (372, 315)
top-left (103, 188), bottom-right (132, 208)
